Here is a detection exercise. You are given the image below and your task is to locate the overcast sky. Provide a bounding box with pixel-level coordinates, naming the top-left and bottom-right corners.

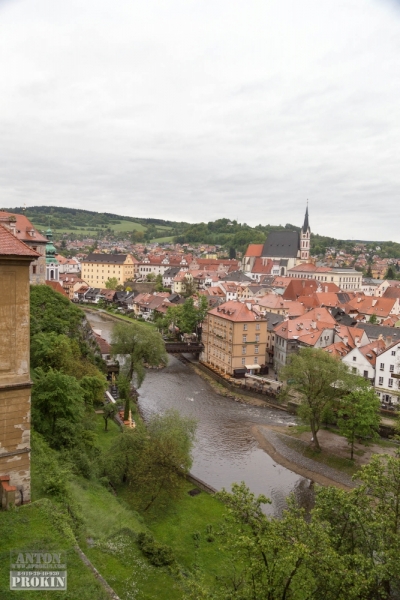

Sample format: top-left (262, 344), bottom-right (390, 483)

top-left (1, 0), bottom-right (399, 241)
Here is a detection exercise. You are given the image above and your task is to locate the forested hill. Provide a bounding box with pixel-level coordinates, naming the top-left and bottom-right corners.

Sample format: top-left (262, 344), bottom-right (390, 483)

top-left (4, 205), bottom-right (400, 258)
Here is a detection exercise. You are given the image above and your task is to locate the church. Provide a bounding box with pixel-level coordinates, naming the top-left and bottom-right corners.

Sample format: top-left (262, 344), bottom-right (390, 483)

top-left (242, 206), bottom-right (311, 279)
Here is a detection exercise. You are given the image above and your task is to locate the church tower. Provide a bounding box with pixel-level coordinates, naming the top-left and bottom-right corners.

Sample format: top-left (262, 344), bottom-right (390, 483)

top-left (45, 228), bottom-right (59, 282)
top-left (300, 204), bottom-right (311, 262)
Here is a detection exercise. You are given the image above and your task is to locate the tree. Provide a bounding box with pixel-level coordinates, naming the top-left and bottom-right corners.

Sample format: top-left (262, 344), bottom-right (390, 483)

top-left (365, 265), bottom-right (373, 278)
top-left (369, 313), bottom-right (378, 324)
top-left (385, 266), bottom-right (396, 280)
top-left (102, 403), bottom-right (117, 432)
top-left (337, 388), bottom-right (381, 459)
top-left (117, 373), bottom-right (132, 421)
top-left (111, 321), bottom-right (168, 386)
top-left (105, 277), bottom-right (118, 289)
top-left (32, 368), bottom-right (85, 442)
top-left (282, 348), bottom-right (358, 451)
top-left (129, 409), bottom-right (196, 511)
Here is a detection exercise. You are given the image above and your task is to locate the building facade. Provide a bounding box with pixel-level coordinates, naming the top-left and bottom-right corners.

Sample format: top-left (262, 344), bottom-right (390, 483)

top-left (0, 225), bottom-right (39, 508)
top-left (0, 212), bottom-right (47, 284)
top-left (81, 253), bottom-right (136, 286)
top-left (201, 301), bottom-right (267, 376)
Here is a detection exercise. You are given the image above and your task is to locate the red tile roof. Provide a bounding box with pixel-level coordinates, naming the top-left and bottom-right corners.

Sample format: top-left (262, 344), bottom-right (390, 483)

top-left (244, 244), bottom-right (264, 257)
top-left (45, 281), bottom-right (69, 297)
top-left (0, 211), bottom-right (48, 243)
top-left (0, 224), bottom-right (40, 257)
top-left (208, 300), bottom-right (261, 322)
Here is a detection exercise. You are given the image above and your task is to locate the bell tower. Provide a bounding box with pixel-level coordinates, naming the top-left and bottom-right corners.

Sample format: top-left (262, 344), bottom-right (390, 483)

top-left (300, 203), bottom-right (311, 262)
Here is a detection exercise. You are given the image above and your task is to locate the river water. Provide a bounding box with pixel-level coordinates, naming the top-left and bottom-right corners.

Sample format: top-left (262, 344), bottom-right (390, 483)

top-left (85, 311), bottom-right (309, 516)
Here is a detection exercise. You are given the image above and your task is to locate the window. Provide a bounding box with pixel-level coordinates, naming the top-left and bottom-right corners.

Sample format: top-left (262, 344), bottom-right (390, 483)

top-left (242, 346), bottom-right (246, 354)
top-left (255, 346), bottom-right (259, 354)
top-left (242, 358), bottom-right (246, 365)
top-left (363, 370), bottom-right (368, 378)
top-left (243, 324), bottom-right (248, 331)
top-left (242, 335), bottom-right (247, 343)
top-left (390, 365), bottom-right (394, 372)
top-left (379, 377), bottom-right (384, 386)
top-left (389, 379), bottom-right (393, 388)
top-left (352, 367), bottom-right (357, 374)
top-left (256, 323), bottom-right (260, 331)
top-left (254, 356), bottom-right (258, 364)
top-left (380, 363), bottom-right (384, 371)
top-left (392, 350), bottom-right (396, 356)
top-left (353, 356), bottom-right (356, 362)
top-left (32, 265), bottom-right (37, 274)
top-left (255, 334), bottom-right (260, 342)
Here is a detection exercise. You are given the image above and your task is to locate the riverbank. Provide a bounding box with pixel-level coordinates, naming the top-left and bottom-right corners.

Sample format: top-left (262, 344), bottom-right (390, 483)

top-left (252, 424), bottom-right (399, 491)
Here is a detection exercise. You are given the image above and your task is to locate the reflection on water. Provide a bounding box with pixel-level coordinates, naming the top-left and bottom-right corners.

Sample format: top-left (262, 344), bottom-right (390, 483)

top-left (85, 311), bottom-right (309, 516)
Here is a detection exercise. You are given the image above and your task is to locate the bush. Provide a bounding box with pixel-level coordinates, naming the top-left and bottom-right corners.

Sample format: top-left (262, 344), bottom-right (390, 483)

top-left (137, 532), bottom-right (175, 566)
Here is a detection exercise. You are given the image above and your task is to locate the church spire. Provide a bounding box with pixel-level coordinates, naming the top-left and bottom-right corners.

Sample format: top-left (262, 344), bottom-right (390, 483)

top-left (302, 202), bottom-right (309, 232)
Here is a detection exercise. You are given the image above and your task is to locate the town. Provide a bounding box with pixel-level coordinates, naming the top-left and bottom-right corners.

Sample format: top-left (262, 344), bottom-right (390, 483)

top-left (2, 206), bottom-right (398, 406)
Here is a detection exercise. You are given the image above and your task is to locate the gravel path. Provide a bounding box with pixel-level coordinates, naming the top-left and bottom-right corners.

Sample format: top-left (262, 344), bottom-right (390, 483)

top-left (258, 427), bottom-right (356, 488)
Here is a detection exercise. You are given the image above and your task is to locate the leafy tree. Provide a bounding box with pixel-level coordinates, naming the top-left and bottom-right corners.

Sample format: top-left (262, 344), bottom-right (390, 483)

top-left (337, 388), bottom-right (381, 459)
top-left (105, 277), bottom-right (118, 289)
top-left (369, 313), bottom-right (378, 324)
top-left (129, 409), bottom-right (196, 511)
top-left (102, 403), bottom-right (117, 432)
top-left (111, 321), bottom-right (168, 386)
top-left (146, 272), bottom-right (156, 282)
top-left (282, 348), bottom-right (359, 451)
top-left (385, 266), bottom-right (396, 279)
top-left (117, 373), bottom-right (132, 421)
top-left (32, 368), bottom-right (85, 441)
top-left (79, 375), bottom-right (107, 406)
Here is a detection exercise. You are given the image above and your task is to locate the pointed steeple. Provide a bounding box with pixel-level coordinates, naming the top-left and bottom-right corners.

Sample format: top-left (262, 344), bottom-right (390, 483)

top-left (302, 202), bottom-right (309, 232)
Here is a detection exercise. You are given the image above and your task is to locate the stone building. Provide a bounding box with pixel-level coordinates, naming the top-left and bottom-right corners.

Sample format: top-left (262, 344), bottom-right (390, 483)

top-left (81, 253), bottom-right (136, 287)
top-left (200, 300), bottom-right (267, 376)
top-left (0, 224), bottom-right (39, 508)
top-left (0, 211), bottom-right (47, 284)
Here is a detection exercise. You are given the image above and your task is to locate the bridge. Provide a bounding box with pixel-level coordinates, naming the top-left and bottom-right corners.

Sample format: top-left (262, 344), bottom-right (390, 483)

top-left (164, 342), bottom-right (204, 356)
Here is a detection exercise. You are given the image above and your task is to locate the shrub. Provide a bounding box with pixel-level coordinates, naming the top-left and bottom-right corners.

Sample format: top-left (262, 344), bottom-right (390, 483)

top-left (137, 532), bottom-right (175, 566)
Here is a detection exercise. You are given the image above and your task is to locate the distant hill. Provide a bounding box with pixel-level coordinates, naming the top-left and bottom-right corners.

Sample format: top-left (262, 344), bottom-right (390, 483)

top-left (3, 205), bottom-right (400, 259)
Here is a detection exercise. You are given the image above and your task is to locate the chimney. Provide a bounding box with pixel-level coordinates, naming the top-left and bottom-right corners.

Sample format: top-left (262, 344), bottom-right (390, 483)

top-left (343, 335), bottom-right (349, 346)
top-left (372, 299), bottom-right (377, 307)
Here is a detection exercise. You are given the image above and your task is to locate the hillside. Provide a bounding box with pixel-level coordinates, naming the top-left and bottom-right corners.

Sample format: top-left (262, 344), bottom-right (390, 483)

top-left (4, 205), bottom-right (400, 258)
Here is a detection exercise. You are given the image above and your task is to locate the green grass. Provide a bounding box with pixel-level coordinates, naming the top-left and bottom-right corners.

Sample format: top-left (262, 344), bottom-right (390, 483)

top-left (94, 413), bottom-right (121, 450)
top-left (69, 478), bottom-right (184, 599)
top-left (282, 435), bottom-right (358, 476)
top-left (151, 236), bottom-right (175, 243)
top-left (0, 499), bottom-right (109, 600)
top-left (119, 481), bottom-right (230, 587)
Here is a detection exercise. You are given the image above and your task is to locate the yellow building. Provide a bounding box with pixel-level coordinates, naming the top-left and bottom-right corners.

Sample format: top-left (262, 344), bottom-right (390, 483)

top-left (201, 301), bottom-right (267, 376)
top-left (0, 225), bottom-right (39, 508)
top-left (81, 253), bottom-right (135, 287)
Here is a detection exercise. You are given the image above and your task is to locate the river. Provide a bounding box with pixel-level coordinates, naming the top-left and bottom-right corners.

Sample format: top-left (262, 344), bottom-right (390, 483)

top-left (85, 310), bottom-right (309, 516)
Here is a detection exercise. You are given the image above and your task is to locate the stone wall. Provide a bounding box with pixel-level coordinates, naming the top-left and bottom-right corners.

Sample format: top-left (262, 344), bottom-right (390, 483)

top-left (0, 259), bottom-right (33, 505)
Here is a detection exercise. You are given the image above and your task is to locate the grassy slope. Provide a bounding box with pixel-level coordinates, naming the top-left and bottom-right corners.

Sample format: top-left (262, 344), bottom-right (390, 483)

top-left (0, 500), bottom-right (109, 600)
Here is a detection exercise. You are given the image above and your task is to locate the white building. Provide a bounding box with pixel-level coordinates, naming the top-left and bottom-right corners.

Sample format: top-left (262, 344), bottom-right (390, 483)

top-left (374, 342), bottom-right (400, 405)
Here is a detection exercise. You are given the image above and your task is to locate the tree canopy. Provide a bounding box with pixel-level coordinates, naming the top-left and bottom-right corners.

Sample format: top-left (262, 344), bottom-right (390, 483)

top-left (282, 348), bottom-right (364, 451)
top-left (111, 321), bottom-right (168, 386)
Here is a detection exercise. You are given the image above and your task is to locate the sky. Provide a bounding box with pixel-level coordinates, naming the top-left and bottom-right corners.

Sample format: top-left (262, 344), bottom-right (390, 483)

top-left (0, 0), bottom-right (399, 241)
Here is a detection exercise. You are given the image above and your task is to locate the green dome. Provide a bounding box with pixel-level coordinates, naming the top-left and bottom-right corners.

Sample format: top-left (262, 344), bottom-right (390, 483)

top-left (45, 228), bottom-right (58, 265)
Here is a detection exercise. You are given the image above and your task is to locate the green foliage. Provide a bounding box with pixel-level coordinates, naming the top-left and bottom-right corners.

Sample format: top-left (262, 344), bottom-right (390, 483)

top-left (162, 295), bottom-right (208, 336)
top-left (111, 321), bottom-right (168, 385)
top-left (369, 313), bottom-right (378, 324)
top-left (30, 284), bottom-right (84, 337)
top-left (105, 276), bottom-right (118, 289)
top-left (32, 368), bottom-right (85, 442)
top-left (282, 348), bottom-right (363, 451)
top-left (137, 532), bottom-right (176, 566)
top-left (337, 388), bottom-right (381, 459)
top-left (102, 403), bottom-right (118, 432)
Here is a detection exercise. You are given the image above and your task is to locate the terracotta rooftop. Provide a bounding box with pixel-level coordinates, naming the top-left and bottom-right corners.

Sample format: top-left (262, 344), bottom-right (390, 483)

top-left (0, 211), bottom-right (48, 243)
top-left (208, 300), bottom-right (261, 322)
top-left (0, 224), bottom-right (40, 257)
